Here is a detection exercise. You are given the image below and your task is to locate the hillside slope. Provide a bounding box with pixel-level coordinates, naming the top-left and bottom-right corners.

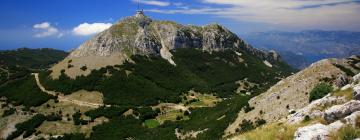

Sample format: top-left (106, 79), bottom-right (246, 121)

top-left (227, 56), bottom-right (360, 139)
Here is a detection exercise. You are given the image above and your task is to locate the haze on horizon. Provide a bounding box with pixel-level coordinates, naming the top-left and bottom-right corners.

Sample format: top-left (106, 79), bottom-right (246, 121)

top-left (0, 0), bottom-right (359, 51)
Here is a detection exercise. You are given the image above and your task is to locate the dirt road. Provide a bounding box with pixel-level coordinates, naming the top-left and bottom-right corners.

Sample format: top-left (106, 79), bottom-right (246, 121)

top-left (33, 73), bottom-right (105, 108)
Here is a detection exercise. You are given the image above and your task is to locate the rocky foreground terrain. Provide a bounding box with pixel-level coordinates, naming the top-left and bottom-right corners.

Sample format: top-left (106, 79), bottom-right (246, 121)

top-left (230, 56), bottom-right (360, 140)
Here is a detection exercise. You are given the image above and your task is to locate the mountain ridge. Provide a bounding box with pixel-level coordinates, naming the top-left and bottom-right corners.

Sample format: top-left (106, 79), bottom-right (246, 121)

top-left (51, 12), bottom-right (284, 79)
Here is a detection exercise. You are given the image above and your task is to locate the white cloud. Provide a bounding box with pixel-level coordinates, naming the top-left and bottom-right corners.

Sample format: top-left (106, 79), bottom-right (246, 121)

top-left (201, 0), bottom-right (360, 29)
top-left (33, 22), bottom-right (61, 38)
top-left (72, 23), bottom-right (112, 36)
top-left (132, 0), bottom-right (170, 7)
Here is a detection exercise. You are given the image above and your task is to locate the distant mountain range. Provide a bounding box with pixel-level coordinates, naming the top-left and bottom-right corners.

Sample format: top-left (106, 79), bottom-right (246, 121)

top-left (242, 30), bottom-right (360, 69)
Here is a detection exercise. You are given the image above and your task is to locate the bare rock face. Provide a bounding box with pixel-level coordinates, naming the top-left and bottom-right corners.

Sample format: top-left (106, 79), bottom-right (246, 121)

top-left (294, 123), bottom-right (332, 140)
top-left (294, 111), bottom-right (360, 140)
top-left (69, 12), bottom-right (282, 64)
top-left (324, 100), bottom-right (360, 122)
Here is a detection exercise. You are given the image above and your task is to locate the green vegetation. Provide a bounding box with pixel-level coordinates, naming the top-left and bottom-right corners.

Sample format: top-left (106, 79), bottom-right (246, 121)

top-left (309, 83), bottom-right (333, 102)
top-left (73, 111), bottom-right (88, 125)
top-left (0, 48), bottom-right (68, 69)
top-left (40, 49), bottom-right (292, 106)
top-left (0, 75), bottom-right (55, 107)
top-left (2, 108), bottom-right (16, 117)
top-left (238, 119), bottom-right (255, 133)
top-left (85, 106), bottom-right (129, 120)
top-left (331, 125), bottom-right (360, 140)
top-left (0, 65), bottom-right (29, 86)
top-left (6, 114), bottom-right (46, 140)
top-left (37, 48), bottom-right (293, 140)
top-left (145, 119), bottom-right (160, 128)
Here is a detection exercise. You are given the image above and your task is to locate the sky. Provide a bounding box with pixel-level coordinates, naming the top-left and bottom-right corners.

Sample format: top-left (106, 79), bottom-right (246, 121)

top-left (0, 0), bottom-right (360, 51)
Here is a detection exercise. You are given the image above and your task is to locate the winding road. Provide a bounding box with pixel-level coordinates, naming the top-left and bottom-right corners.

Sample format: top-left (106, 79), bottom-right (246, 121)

top-left (33, 73), bottom-right (105, 108)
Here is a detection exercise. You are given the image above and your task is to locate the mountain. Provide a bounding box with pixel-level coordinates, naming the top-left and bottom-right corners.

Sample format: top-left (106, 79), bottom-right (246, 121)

top-left (0, 12), bottom-right (294, 140)
top-left (242, 30), bottom-right (360, 69)
top-left (50, 11), bottom-right (285, 79)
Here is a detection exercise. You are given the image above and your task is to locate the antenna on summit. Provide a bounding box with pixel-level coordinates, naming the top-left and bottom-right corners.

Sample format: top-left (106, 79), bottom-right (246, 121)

top-left (137, 0), bottom-right (144, 14)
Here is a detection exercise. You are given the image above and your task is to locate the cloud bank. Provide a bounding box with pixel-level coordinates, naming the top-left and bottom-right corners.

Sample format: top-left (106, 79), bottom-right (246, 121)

top-left (72, 23), bottom-right (112, 36)
top-left (132, 0), bottom-right (170, 7)
top-left (146, 0), bottom-right (360, 30)
top-left (33, 22), bottom-right (62, 38)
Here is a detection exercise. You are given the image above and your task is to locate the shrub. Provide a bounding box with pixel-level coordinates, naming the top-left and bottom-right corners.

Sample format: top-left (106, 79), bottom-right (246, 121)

top-left (68, 64), bottom-right (74, 69)
top-left (243, 105), bottom-right (254, 113)
top-left (80, 66), bottom-right (87, 71)
top-left (303, 115), bottom-right (311, 122)
top-left (309, 83), bottom-right (333, 102)
top-left (239, 119), bottom-right (255, 132)
top-left (255, 119), bottom-right (266, 127)
top-left (72, 111), bottom-right (88, 125)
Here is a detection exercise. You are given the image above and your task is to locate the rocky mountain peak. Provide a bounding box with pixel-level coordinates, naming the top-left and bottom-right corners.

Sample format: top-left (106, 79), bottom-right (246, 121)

top-left (53, 13), bottom-right (284, 78)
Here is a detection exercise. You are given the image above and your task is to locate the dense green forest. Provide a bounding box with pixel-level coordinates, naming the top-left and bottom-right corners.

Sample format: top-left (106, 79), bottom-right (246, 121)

top-left (0, 48), bottom-right (68, 86)
top-left (0, 48), bottom-right (68, 69)
top-left (0, 75), bottom-right (55, 107)
top-left (37, 48), bottom-right (293, 140)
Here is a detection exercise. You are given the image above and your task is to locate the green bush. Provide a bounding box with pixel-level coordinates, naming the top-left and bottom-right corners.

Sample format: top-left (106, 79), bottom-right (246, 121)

top-left (72, 111), bottom-right (88, 125)
top-left (239, 119), bottom-right (255, 132)
top-left (309, 83), bottom-right (333, 102)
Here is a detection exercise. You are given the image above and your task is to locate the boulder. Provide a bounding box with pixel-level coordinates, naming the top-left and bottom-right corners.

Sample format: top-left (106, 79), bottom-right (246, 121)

top-left (343, 111), bottom-right (360, 127)
top-left (294, 123), bottom-right (331, 140)
top-left (324, 100), bottom-right (360, 122)
top-left (334, 74), bottom-right (349, 88)
top-left (354, 85), bottom-right (360, 100)
top-left (287, 94), bottom-right (346, 124)
top-left (353, 73), bottom-right (360, 85)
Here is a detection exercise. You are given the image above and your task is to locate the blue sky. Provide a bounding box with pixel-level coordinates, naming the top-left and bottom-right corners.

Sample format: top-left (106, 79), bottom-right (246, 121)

top-left (1, 0), bottom-right (360, 51)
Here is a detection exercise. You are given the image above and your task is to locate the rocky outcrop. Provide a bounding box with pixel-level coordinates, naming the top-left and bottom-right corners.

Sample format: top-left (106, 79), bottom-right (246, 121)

top-left (294, 123), bottom-right (336, 140)
top-left (287, 94), bottom-right (346, 124)
top-left (334, 74), bottom-right (349, 88)
top-left (323, 100), bottom-right (360, 122)
top-left (294, 111), bottom-right (360, 140)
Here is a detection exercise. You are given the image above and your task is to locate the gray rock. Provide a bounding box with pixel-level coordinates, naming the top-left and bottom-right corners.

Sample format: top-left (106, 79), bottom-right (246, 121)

top-left (324, 100), bottom-right (360, 122)
top-left (287, 94), bottom-right (346, 124)
top-left (353, 73), bottom-right (360, 85)
top-left (334, 74), bottom-right (349, 88)
top-left (354, 85), bottom-right (360, 100)
top-left (294, 123), bottom-right (331, 140)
